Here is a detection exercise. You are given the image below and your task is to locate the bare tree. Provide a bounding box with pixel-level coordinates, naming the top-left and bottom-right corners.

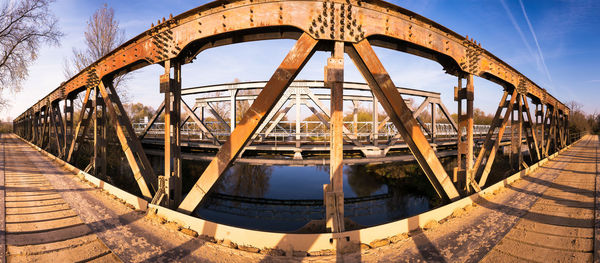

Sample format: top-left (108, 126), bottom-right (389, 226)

top-left (63, 4), bottom-right (130, 106)
top-left (0, 0), bottom-right (62, 108)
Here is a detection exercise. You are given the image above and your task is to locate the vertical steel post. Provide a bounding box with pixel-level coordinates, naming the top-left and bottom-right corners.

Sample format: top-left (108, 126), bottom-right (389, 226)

top-left (161, 59), bottom-right (182, 208)
top-left (230, 89), bottom-right (237, 132)
top-left (372, 96), bottom-right (379, 146)
top-left (163, 61), bottom-right (171, 198)
top-left (453, 74), bottom-right (475, 193)
top-left (200, 106), bottom-right (205, 140)
top-left (93, 87), bottom-right (107, 177)
top-left (64, 97), bottom-right (74, 159)
top-left (431, 102), bottom-right (437, 144)
top-left (352, 100), bottom-right (358, 137)
top-left (510, 94), bottom-right (523, 171)
top-left (325, 41), bottom-right (345, 233)
top-left (295, 87), bottom-right (302, 148)
top-left (173, 61), bottom-right (182, 206)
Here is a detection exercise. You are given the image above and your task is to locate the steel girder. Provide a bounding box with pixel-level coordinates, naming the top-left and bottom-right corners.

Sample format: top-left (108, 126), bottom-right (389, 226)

top-left (11, 0), bottom-right (572, 212)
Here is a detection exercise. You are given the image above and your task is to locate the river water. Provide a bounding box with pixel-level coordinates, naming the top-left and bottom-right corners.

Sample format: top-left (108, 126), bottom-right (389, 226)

top-left (68, 141), bottom-right (518, 233)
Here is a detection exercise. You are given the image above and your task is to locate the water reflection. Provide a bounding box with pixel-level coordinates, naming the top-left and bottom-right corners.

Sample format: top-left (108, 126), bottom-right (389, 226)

top-left (213, 164), bottom-right (272, 198)
top-left (192, 161), bottom-right (439, 232)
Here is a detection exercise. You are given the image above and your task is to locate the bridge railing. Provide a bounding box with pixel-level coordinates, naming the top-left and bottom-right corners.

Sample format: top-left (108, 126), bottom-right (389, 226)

top-left (134, 121), bottom-right (495, 141)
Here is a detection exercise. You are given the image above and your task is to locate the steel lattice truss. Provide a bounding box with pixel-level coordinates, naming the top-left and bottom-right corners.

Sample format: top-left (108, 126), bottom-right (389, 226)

top-left (13, 0), bottom-right (570, 225)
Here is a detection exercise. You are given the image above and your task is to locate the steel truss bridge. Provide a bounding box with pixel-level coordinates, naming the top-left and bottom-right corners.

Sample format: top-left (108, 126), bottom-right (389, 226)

top-left (134, 80), bottom-right (499, 161)
top-left (11, 0), bottom-right (573, 257)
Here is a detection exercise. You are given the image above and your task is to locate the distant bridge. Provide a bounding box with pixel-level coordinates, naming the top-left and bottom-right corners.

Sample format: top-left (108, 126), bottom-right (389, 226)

top-left (9, 0), bottom-right (579, 260)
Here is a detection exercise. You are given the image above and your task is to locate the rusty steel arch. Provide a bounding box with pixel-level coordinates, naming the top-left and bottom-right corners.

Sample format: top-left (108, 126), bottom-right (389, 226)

top-left (13, 0), bottom-right (570, 226)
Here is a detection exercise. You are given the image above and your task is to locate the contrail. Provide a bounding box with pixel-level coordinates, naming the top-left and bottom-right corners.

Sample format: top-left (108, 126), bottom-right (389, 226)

top-left (518, 0), bottom-right (553, 84)
top-left (499, 0), bottom-right (540, 70)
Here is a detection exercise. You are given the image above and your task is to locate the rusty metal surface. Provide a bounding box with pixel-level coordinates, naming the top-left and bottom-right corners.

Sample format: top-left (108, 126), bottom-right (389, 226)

top-left (348, 39), bottom-right (460, 201)
top-left (11, 0), bottom-right (573, 214)
top-left (15, 0), bottom-right (568, 123)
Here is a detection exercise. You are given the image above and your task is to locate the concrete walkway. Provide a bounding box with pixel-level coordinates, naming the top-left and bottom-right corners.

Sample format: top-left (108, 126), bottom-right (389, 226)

top-left (0, 134), bottom-right (271, 263)
top-left (482, 135), bottom-right (597, 262)
top-left (1, 134), bottom-right (120, 262)
top-left (1, 133), bottom-right (598, 262)
top-left (347, 135), bottom-right (599, 262)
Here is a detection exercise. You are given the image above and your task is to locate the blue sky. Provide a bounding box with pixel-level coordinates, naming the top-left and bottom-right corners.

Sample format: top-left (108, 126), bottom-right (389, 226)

top-left (2, 0), bottom-right (600, 121)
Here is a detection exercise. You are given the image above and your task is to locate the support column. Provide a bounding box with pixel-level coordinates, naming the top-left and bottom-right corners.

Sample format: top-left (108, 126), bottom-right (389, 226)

top-left (453, 74), bottom-right (476, 193)
top-left (324, 41), bottom-right (344, 233)
top-left (161, 59), bottom-right (182, 208)
top-left (93, 87), bottom-right (107, 178)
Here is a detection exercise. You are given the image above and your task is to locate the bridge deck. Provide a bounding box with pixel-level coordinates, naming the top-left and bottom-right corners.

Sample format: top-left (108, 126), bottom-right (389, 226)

top-left (353, 135), bottom-right (598, 262)
top-left (0, 133), bottom-right (597, 262)
top-left (0, 134), bottom-right (265, 263)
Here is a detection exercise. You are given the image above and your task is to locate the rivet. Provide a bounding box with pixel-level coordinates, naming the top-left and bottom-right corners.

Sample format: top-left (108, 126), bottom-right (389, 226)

top-left (223, 14), bottom-right (226, 19)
